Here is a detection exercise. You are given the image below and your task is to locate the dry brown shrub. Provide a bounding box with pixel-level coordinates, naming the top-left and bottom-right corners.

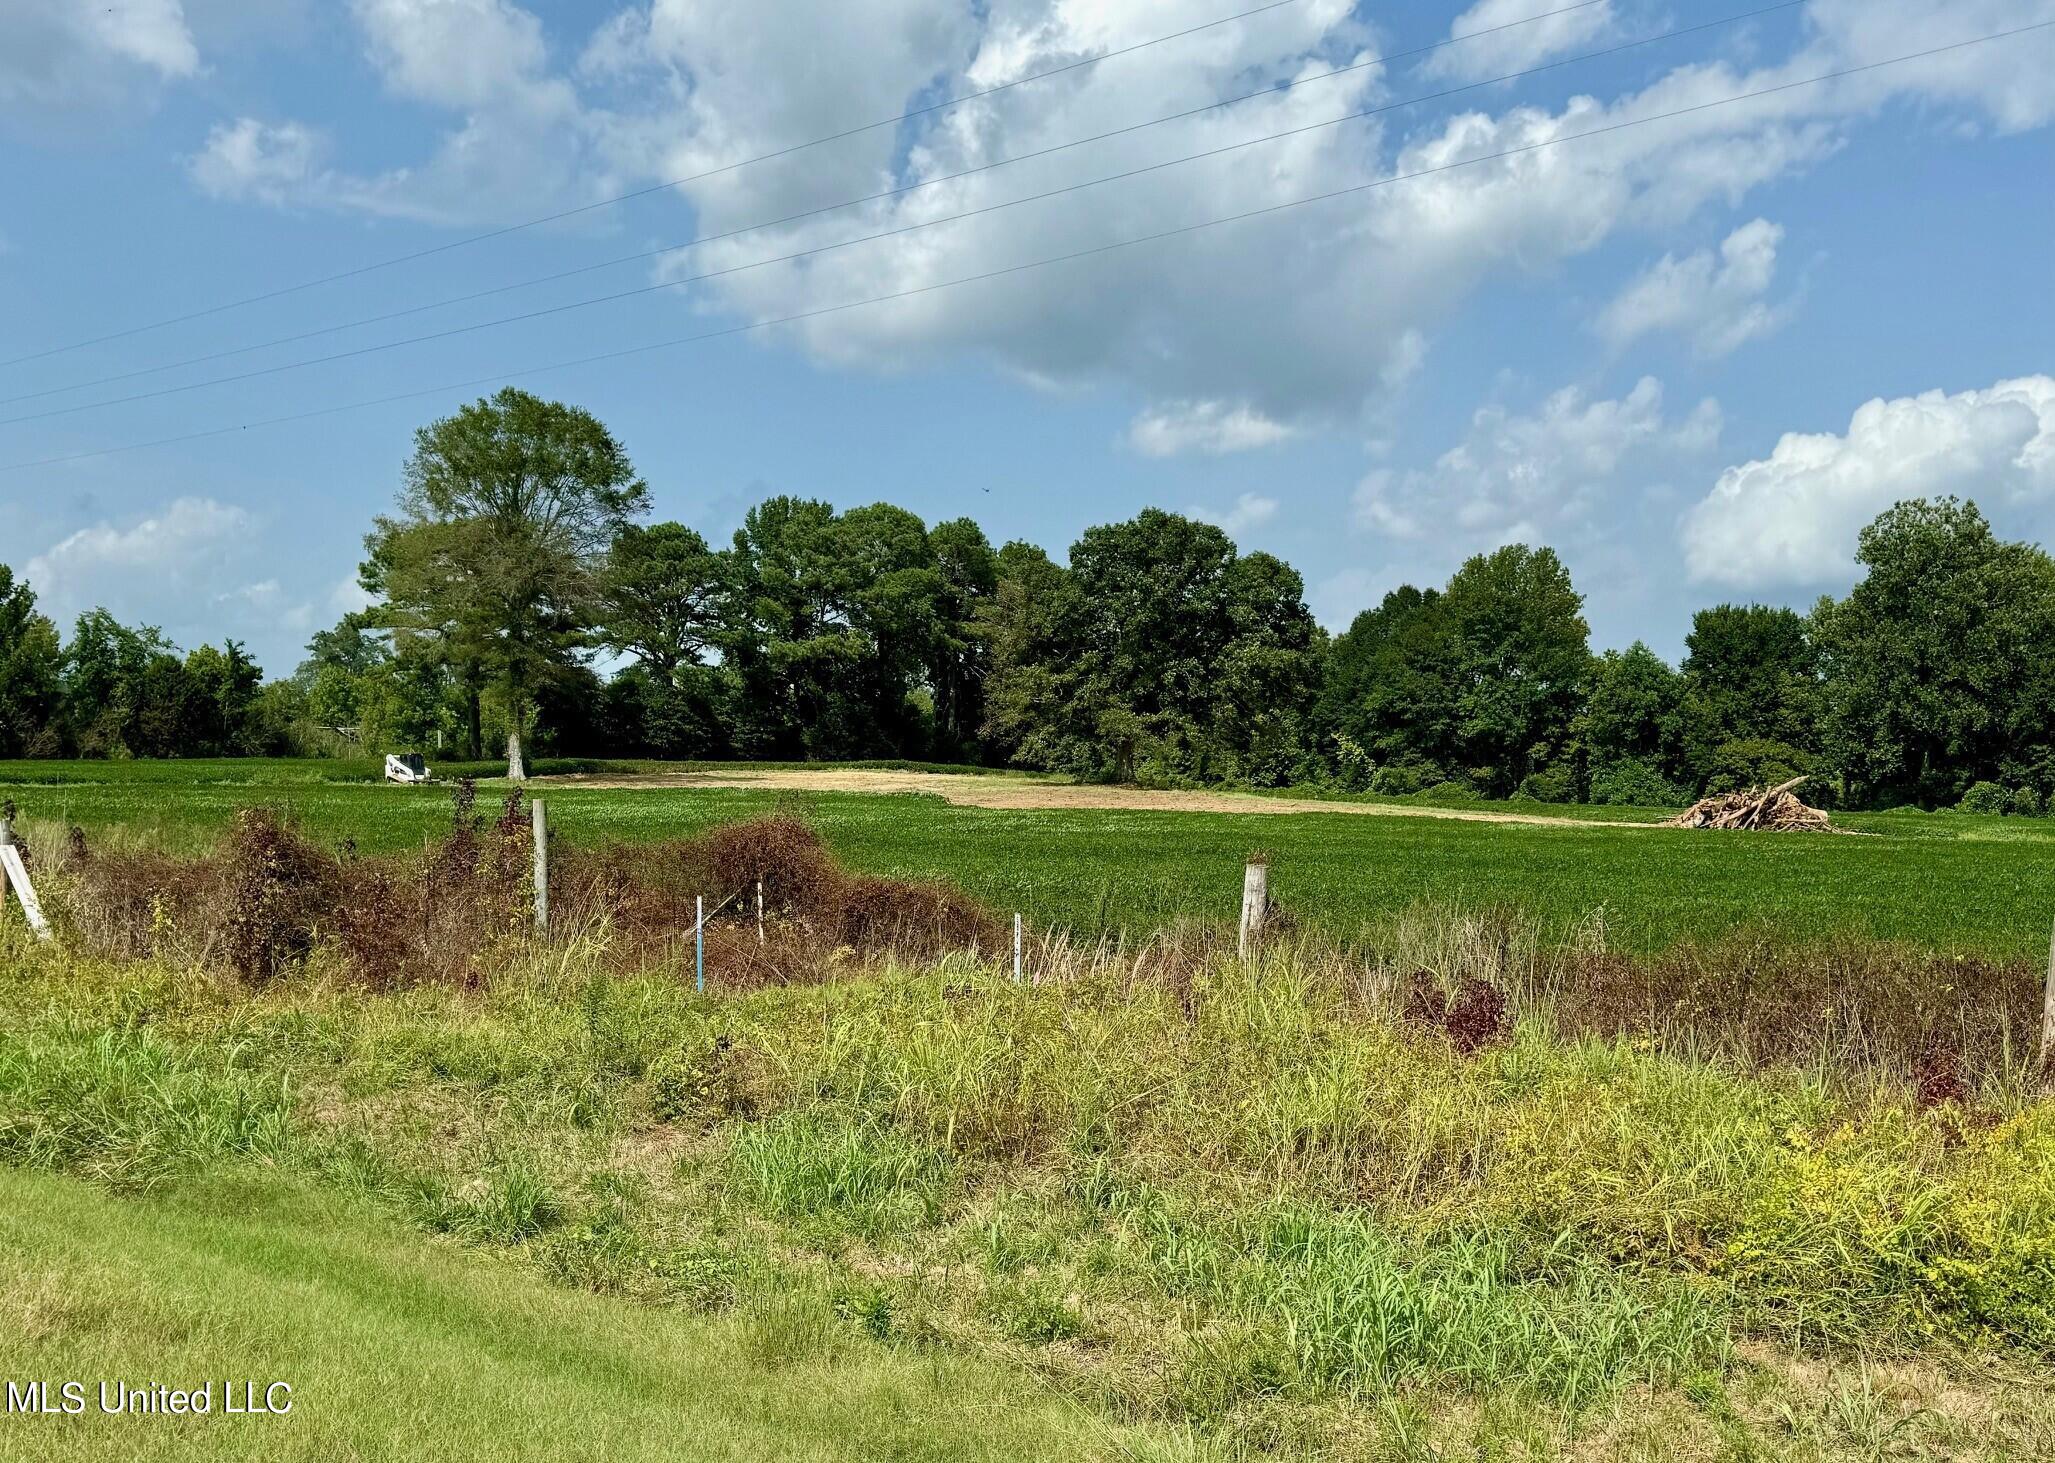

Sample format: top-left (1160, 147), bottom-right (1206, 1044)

top-left (838, 874), bottom-right (1004, 961)
top-left (1547, 934), bottom-right (2039, 1084)
top-left (218, 809), bottom-right (335, 983)
top-left (62, 849), bottom-right (222, 962)
top-left (698, 816), bottom-right (844, 914)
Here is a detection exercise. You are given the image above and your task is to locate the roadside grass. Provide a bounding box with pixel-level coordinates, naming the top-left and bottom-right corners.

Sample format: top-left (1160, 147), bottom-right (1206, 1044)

top-left (0, 1166), bottom-right (1166, 1463)
top-left (3, 926), bottom-right (2051, 1459)
top-left (4, 755), bottom-right (2053, 955)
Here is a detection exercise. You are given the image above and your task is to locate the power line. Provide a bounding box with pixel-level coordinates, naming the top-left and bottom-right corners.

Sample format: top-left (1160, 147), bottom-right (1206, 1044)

top-left (0, 1), bottom-right (1810, 426)
top-left (4, 21), bottom-right (2045, 478)
top-left (0, 0), bottom-right (1372, 369)
top-left (0, 1), bottom-right (1802, 411)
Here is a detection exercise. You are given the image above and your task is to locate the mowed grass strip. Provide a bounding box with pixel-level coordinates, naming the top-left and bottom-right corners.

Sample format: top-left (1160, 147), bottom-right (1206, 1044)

top-left (5, 759), bottom-right (2053, 956)
top-left (0, 1167), bottom-right (1160, 1463)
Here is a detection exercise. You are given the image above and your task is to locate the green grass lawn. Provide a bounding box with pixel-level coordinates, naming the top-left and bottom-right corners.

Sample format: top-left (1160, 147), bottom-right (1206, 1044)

top-left (5, 758), bottom-right (2052, 957)
top-left (0, 1167), bottom-right (1162, 1462)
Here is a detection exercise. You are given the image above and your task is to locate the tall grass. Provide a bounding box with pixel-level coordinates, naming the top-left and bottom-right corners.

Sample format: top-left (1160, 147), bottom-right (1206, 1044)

top-left (2, 911), bottom-right (2051, 1456)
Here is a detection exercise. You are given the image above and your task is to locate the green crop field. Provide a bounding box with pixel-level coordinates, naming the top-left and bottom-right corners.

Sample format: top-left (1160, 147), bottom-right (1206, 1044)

top-left (4, 758), bottom-right (2053, 957)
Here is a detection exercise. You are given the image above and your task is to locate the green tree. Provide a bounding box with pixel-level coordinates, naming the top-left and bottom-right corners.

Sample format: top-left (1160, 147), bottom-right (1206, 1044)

top-left (183, 641), bottom-right (265, 754)
top-left (1315, 586), bottom-right (1460, 789)
top-left (599, 522), bottom-right (725, 682)
top-left (1581, 642), bottom-right (1682, 779)
top-left (61, 610), bottom-right (175, 757)
top-left (1812, 498), bottom-right (2055, 806)
top-left (925, 518), bottom-right (998, 759)
top-left (1441, 545), bottom-right (1590, 796)
top-left (1675, 603), bottom-right (1819, 788)
top-left (988, 510), bottom-right (1317, 783)
top-left (719, 496), bottom-right (868, 758)
top-left (977, 541), bottom-right (1071, 767)
top-left (361, 388), bottom-right (649, 779)
top-left (0, 566), bottom-right (62, 757)
top-left (835, 502), bottom-right (946, 756)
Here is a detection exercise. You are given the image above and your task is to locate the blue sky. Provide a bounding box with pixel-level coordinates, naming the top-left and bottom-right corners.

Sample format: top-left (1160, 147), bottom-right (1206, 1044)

top-left (2, 0), bottom-right (2052, 678)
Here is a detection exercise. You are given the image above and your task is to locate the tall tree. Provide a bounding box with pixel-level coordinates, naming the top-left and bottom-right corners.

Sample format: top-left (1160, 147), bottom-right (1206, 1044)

top-left (61, 610), bottom-right (175, 757)
top-left (720, 496), bottom-right (865, 758)
top-left (925, 518), bottom-right (998, 759)
top-left (0, 566), bottom-right (62, 757)
top-left (835, 503), bottom-right (944, 755)
top-left (989, 510), bottom-right (1317, 783)
top-left (361, 388), bottom-right (648, 779)
top-left (1315, 585), bottom-right (1459, 787)
top-left (1441, 545), bottom-right (1590, 795)
top-left (977, 541), bottom-right (1072, 767)
top-left (1582, 643), bottom-right (1680, 767)
top-left (1812, 498), bottom-right (2055, 805)
top-left (1675, 603), bottom-right (1819, 786)
top-left (599, 522), bottom-right (725, 682)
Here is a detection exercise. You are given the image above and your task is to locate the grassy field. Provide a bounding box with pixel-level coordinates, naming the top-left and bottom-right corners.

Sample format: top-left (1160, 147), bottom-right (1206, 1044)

top-left (3, 928), bottom-right (2051, 1461)
top-left (4, 758), bottom-right (2053, 956)
top-left (0, 1168), bottom-right (1160, 1462)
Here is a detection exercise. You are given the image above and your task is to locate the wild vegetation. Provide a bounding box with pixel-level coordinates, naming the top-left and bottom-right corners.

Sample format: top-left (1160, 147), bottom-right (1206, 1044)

top-left (2, 809), bottom-right (2051, 1459)
top-left (6, 392), bottom-right (2055, 813)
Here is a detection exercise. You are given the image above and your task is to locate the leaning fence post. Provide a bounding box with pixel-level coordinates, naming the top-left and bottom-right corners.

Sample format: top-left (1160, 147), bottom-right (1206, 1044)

top-left (531, 799), bottom-right (548, 934)
top-left (1238, 859), bottom-right (1268, 962)
top-left (0, 802), bottom-right (52, 943)
top-left (696, 895), bottom-right (705, 994)
top-left (1013, 912), bottom-right (1023, 984)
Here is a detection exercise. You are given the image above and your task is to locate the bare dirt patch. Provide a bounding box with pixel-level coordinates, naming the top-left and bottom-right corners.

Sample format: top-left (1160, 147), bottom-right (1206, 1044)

top-left (555, 767), bottom-right (1658, 829)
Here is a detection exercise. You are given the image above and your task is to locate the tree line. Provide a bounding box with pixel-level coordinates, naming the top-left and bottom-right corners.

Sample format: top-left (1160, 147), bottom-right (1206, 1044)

top-left (5, 387), bottom-right (2053, 813)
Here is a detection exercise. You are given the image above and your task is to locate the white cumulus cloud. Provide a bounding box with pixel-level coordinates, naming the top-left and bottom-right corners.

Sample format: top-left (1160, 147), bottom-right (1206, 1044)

top-left (190, 118), bottom-right (324, 204)
top-left (1682, 375), bottom-right (2055, 588)
top-left (1355, 376), bottom-right (1720, 547)
top-left (0, 0), bottom-right (198, 113)
top-left (1130, 401), bottom-right (1298, 457)
top-left (187, 0), bottom-right (2055, 429)
top-left (23, 497), bottom-right (260, 639)
top-left (1420, 0), bottom-right (1615, 84)
top-left (1598, 218), bottom-right (1789, 357)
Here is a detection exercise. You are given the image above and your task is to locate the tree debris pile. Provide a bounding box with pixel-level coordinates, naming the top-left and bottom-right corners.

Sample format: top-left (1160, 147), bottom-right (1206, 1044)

top-left (1663, 776), bottom-right (1834, 832)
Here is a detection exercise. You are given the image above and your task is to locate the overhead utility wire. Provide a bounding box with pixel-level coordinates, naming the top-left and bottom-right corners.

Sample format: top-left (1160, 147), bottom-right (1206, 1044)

top-left (0, 1), bottom-right (1809, 426)
top-left (0, 0), bottom-right (1798, 410)
top-left (0, 0), bottom-right (1370, 367)
top-left (4, 21), bottom-right (2045, 477)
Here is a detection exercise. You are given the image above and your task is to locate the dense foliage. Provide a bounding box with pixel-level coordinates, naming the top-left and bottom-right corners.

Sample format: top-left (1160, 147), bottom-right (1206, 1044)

top-left (5, 391), bottom-right (2053, 810)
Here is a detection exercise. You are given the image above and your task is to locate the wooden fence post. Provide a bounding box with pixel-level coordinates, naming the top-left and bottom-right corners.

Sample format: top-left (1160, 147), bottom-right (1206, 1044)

top-left (0, 804), bottom-right (53, 943)
top-left (531, 799), bottom-right (548, 934)
top-left (756, 879), bottom-right (765, 946)
top-left (695, 895), bottom-right (705, 994)
top-left (1013, 912), bottom-right (1023, 984)
top-left (1238, 860), bottom-right (1268, 962)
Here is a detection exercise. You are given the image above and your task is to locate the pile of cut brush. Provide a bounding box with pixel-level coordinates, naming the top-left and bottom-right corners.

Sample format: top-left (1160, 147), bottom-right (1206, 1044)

top-left (1663, 776), bottom-right (1834, 832)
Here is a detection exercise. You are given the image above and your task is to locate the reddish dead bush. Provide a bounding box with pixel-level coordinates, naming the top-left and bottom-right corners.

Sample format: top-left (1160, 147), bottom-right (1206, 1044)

top-left (699, 816), bottom-right (844, 914)
top-left (218, 809), bottom-right (335, 982)
top-left (1404, 972), bottom-right (1509, 1055)
top-left (1913, 1046), bottom-right (1972, 1110)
